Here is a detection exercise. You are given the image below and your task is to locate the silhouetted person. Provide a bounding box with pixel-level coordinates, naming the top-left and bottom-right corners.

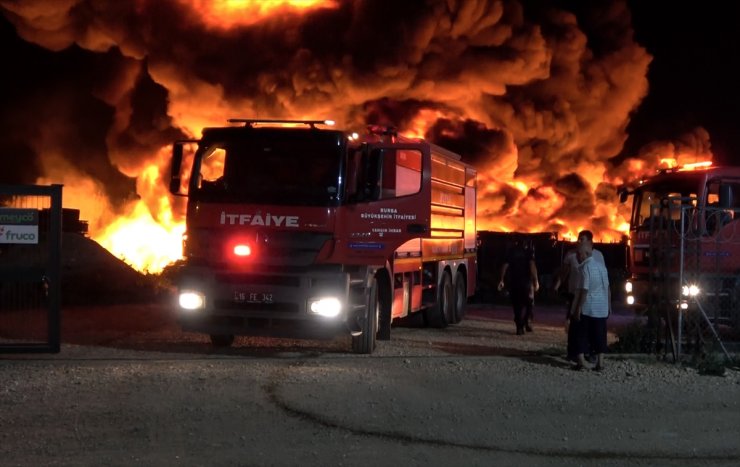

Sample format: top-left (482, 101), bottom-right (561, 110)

top-left (498, 235), bottom-right (539, 335)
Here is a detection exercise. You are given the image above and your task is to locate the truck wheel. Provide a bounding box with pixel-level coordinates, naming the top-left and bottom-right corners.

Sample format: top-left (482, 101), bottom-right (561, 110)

top-left (210, 334), bottom-right (235, 348)
top-left (377, 275), bottom-right (392, 341)
top-left (352, 277), bottom-right (379, 354)
top-left (452, 270), bottom-right (467, 324)
top-left (732, 276), bottom-right (740, 330)
top-left (424, 271), bottom-right (452, 328)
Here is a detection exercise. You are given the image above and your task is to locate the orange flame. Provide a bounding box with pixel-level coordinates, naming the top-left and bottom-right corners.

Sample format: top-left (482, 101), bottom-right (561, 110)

top-left (659, 158), bottom-right (678, 169)
top-left (409, 113), bottom-right (632, 243)
top-left (180, 0), bottom-right (338, 29)
top-left (679, 160), bottom-right (712, 171)
top-left (95, 199), bottom-right (185, 274)
top-left (38, 151), bottom-right (186, 274)
top-left (92, 157), bottom-right (186, 273)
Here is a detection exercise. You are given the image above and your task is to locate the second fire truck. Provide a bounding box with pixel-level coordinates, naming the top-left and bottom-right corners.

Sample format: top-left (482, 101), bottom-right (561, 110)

top-left (621, 162), bottom-right (740, 330)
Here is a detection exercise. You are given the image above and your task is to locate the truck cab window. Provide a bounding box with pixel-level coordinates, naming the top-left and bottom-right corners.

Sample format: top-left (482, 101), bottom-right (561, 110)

top-left (634, 191), bottom-right (656, 227)
top-left (350, 148), bottom-right (423, 202)
top-left (374, 148), bottom-right (424, 200)
top-left (633, 189), bottom-right (696, 229)
top-left (192, 132), bottom-right (343, 206)
top-left (394, 150), bottom-right (422, 197)
top-left (705, 181), bottom-right (740, 233)
top-left (198, 148), bottom-right (226, 191)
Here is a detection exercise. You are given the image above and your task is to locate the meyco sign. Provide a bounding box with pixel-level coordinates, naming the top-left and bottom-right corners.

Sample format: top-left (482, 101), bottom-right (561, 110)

top-left (0, 208), bottom-right (39, 244)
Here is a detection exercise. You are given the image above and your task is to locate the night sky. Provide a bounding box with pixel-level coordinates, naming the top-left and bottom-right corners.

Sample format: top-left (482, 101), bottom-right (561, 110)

top-left (622, 1), bottom-right (740, 165)
top-left (0, 0), bottom-right (738, 238)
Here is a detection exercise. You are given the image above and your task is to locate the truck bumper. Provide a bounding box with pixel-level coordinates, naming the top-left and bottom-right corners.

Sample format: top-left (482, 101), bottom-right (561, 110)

top-left (176, 265), bottom-right (353, 340)
top-left (626, 276), bottom-right (684, 312)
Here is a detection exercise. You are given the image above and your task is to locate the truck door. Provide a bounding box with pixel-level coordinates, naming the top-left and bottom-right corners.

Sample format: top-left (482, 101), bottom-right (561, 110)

top-left (336, 143), bottom-right (431, 261)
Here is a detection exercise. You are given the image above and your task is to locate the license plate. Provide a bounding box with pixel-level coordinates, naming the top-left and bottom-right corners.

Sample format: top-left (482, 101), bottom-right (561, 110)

top-left (234, 292), bottom-right (274, 304)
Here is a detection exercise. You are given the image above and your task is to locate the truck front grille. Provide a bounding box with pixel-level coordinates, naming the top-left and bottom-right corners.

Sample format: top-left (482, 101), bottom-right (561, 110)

top-left (213, 300), bottom-right (300, 313)
top-left (215, 273), bottom-right (300, 287)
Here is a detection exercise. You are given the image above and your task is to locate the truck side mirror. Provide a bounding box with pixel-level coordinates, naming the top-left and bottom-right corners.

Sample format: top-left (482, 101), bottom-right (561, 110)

top-left (618, 189), bottom-right (629, 204)
top-left (719, 184), bottom-right (733, 209)
top-left (170, 143), bottom-right (184, 195)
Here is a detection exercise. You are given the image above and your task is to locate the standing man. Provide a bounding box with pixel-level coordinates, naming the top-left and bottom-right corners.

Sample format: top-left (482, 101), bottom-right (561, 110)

top-left (575, 230), bottom-right (605, 265)
top-left (571, 241), bottom-right (611, 371)
top-left (498, 235), bottom-right (540, 335)
top-left (554, 230), bottom-right (606, 361)
top-left (554, 245), bottom-right (580, 361)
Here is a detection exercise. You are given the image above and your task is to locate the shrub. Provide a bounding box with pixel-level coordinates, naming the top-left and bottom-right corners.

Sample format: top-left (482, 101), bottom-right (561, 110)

top-left (694, 351), bottom-right (730, 376)
top-left (612, 319), bottom-right (654, 353)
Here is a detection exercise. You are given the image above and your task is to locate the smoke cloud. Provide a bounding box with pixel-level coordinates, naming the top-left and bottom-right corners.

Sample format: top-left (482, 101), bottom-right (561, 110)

top-left (0, 0), bottom-right (703, 241)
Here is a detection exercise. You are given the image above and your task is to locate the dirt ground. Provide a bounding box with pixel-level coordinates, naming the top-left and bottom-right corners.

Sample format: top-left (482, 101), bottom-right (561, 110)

top-left (1, 302), bottom-right (739, 466)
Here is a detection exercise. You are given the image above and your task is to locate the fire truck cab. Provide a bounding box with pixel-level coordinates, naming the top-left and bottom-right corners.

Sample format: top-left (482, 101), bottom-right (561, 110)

top-left (169, 119), bottom-right (477, 353)
top-left (621, 163), bottom-right (740, 329)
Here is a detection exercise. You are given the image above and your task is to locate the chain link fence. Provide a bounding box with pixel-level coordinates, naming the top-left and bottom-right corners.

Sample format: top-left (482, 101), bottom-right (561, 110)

top-left (648, 199), bottom-right (740, 359)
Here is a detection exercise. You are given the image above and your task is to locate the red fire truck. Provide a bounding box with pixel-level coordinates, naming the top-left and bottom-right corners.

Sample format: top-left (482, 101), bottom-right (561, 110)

top-left (621, 163), bottom-right (740, 329)
top-left (169, 119), bottom-right (477, 353)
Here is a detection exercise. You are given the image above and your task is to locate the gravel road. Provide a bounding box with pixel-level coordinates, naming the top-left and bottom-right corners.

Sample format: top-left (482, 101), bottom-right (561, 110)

top-left (1, 304), bottom-right (739, 466)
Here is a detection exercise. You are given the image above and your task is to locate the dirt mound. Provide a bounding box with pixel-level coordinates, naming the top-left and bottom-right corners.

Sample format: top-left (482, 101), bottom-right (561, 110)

top-left (0, 233), bottom-right (172, 307)
top-left (59, 233), bottom-right (171, 305)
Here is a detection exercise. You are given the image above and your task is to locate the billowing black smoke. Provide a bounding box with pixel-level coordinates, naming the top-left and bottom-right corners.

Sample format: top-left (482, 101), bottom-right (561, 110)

top-left (1, 0), bottom-right (699, 238)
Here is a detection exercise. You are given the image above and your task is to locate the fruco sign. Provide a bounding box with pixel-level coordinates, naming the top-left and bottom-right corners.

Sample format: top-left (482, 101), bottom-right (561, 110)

top-left (0, 208), bottom-right (39, 244)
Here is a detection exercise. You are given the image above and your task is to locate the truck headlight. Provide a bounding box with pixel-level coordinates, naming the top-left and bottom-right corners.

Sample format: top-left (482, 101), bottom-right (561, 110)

top-left (179, 290), bottom-right (206, 310)
top-left (682, 284), bottom-right (700, 297)
top-left (308, 297), bottom-right (342, 318)
top-left (626, 295), bottom-right (635, 305)
top-left (625, 281), bottom-right (633, 293)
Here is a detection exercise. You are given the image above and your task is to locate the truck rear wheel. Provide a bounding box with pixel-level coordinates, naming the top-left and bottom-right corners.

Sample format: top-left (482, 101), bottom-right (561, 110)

top-left (210, 334), bottom-right (235, 348)
top-left (452, 270), bottom-right (467, 324)
top-left (732, 275), bottom-right (740, 330)
top-left (352, 277), bottom-right (379, 354)
top-left (424, 271), bottom-right (452, 328)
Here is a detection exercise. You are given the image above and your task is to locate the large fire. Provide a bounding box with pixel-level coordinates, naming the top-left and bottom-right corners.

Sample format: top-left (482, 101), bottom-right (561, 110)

top-left (1, 1), bottom-right (715, 273)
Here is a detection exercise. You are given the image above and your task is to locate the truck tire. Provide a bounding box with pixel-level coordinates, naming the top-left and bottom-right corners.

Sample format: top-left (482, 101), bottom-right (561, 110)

top-left (352, 277), bottom-right (379, 354)
top-left (424, 271), bottom-right (452, 328)
top-left (377, 274), bottom-right (392, 341)
top-left (732, 275), bottom-right (740, 330)
top-left (452, 270), bottom-right (467, 324)
top-left (210, 334), bottom-right (235, 348)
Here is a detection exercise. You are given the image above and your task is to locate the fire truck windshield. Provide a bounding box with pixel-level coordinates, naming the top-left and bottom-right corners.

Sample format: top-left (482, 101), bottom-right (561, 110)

top-left (193, 130), bottom-right (343, 206)
top-left (631, 178), bottom-right (699, 229)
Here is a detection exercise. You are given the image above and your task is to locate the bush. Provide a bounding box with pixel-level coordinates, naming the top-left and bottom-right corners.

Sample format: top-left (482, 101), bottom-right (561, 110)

top-left (612, 319), bottom-right (654, 353)
top-left (694, 352), bottom-right (730, 376)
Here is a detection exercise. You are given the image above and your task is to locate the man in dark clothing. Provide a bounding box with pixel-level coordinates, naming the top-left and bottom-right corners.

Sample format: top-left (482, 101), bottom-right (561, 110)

top-left (497, 236), bottom-right (540, 335)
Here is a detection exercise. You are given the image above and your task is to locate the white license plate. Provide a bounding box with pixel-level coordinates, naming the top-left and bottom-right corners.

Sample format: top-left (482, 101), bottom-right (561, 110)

top-left (234, 292), bottom-right (274, 304)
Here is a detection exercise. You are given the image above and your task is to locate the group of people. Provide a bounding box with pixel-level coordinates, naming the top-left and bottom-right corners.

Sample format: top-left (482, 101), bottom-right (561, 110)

top-left (497, 230), bottom-right (611, 371)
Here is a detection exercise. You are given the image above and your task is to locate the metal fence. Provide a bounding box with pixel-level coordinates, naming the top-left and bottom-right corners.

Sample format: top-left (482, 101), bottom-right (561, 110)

top-left (678, 205), bottom-right (740, 357)
top-left (0, 184), bottom-right (62, 353)
top-left (649, 199), bottom-right (740, 359)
